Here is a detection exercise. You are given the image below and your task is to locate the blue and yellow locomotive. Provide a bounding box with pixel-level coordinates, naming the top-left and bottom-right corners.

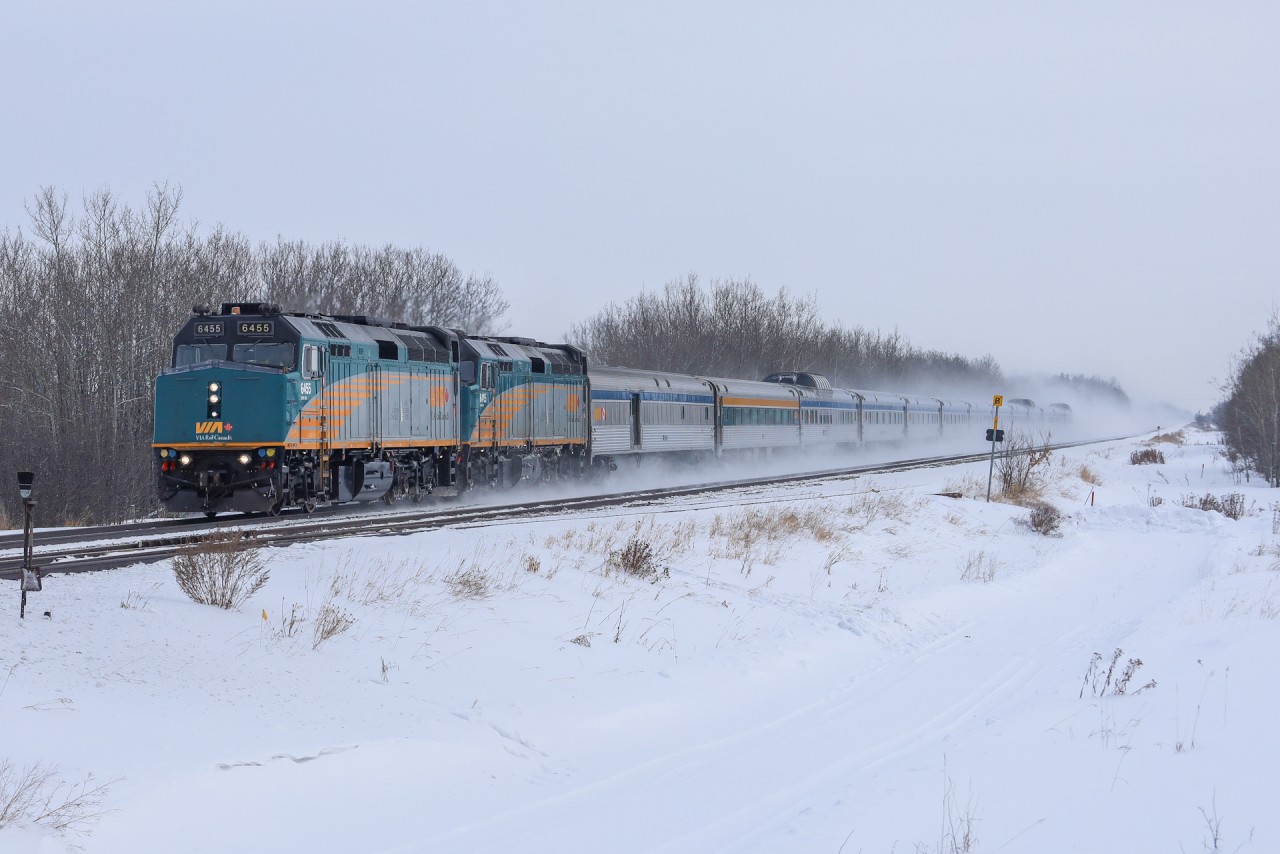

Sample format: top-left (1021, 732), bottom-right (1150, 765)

top-left (153, 303), bottom-right (588, 515)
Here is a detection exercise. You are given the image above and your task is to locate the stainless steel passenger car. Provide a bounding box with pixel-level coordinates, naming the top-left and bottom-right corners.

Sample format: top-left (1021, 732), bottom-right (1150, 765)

top-left (765, 373), bottom-right (861, 450)
top-left (937, 399), bottom-right (974, 436)
top-left (706, 376), bottom-right (803, 452)
top-left (588, 367), bottom-right (716, 464)
top-left (854, 390), bottom-right (909, 444)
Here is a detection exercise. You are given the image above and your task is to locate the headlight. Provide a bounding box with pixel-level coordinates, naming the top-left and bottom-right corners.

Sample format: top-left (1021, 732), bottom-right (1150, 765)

top-left (209, 382), bottom-right (220, 393)
top-left (178, 454), bottom-right (192, 466)
top-left (238, 454), bottom-right (251, 465)
top-left (209, 394), bottom-right (220, 404)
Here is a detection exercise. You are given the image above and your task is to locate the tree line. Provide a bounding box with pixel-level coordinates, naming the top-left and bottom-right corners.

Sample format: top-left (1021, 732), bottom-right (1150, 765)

top-left (1217, 314), bottom-right (1280, 486)
top-left (1043, 373), bottom-right (1130, 408)
top-left (569, 274), bottom-right (1005, 392)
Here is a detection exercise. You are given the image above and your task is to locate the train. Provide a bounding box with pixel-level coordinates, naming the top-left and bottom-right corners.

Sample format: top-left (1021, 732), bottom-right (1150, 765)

top-left (152, 303), bottom-right (1070, 516)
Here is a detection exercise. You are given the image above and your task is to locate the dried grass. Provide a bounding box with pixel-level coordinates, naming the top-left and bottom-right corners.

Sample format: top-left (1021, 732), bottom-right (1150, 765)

top-left (960, 550), bottom-right (999, 583)
top-left (311, 604), bottom-right (355, 649)
top-left (1079, 648), bottom-right (1156, 696)
top-left (942, 474), bottom-right (986, 500)
top-left (1151, 430), bottom-right (1186, 445)
top-left (0, 759), bottom-right (117, 837)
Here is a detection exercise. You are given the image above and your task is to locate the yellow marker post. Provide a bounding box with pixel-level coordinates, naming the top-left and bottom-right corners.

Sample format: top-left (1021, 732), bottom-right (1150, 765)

top-left (987, 395), bottom-right (1004, 502)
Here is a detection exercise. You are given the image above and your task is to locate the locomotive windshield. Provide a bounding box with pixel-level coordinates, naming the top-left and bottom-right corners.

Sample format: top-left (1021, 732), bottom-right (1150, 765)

top-left (175, 344), bottom-right (228, 366)
top-left (171, 342), bottom-right (294, 369)
top-left (232, 342), bottom-right (295, 368)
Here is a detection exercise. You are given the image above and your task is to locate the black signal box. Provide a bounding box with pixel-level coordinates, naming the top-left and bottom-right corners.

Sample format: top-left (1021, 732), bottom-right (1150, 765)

top-left (985, 429), bottom-right (1005, 443)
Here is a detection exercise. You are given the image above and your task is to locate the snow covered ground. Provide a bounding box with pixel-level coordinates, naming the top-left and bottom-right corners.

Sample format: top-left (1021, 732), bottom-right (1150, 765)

top-left (3, 428), bottom-right (1278, 853)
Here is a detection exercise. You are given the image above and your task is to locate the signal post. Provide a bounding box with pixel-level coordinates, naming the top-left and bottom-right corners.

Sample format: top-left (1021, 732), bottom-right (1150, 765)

top-left (17, 471), bottom-right (41, 618)
top-left (986, 396), bottom-right (1004, 502)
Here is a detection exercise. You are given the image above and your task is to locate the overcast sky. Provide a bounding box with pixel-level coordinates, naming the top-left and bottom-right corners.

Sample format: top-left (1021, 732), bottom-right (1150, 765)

top-left (3, 1), bottom-right (1276, 411)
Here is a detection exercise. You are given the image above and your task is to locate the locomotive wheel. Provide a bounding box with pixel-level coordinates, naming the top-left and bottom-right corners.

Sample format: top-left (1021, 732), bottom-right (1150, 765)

top-left (204, 511), bottom-right (218, 519)
top-left (301, 498), bottom-right (317, 513)
top-left (267, 501), bottom-right (284, 517)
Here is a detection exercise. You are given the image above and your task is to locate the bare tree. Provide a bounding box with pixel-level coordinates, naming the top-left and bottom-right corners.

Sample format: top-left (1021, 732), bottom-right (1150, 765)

top-left (256, 240), bottom-right (508, 332)
top-left (1220, 313), bottom-right (1280, 486)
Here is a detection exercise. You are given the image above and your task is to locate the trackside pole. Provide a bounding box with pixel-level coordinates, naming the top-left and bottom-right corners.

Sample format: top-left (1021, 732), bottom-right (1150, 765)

top-left (985, 395), bottom-right (1004, 503)
top-left (17, 471), bottom-right (41, 619)
top-left (986, 438), bottom-right (996, 502)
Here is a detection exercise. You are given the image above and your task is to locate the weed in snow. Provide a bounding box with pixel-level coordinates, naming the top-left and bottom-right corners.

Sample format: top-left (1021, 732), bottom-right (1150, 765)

top-left (0, 759), bottom-right (118, 839)
top-left (1079, 648), bottom-right (1156, 698)
top-left (960, 551), bottom-right (999, 583)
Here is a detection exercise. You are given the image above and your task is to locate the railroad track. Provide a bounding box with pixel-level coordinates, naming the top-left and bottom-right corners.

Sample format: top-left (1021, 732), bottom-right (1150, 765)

top-left (0, 435), bottom-right (1132, 581)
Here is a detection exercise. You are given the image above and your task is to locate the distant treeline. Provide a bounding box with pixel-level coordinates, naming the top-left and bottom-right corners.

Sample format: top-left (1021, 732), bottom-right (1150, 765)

top-left (0, 184), bottom-right (506, 524)
top-left (1216, 314), bottom-right (1280, 486)
top-left (569, 275), bottom-right (1005, 392)
top-left (1044, 373), bottom-right (1131, 407)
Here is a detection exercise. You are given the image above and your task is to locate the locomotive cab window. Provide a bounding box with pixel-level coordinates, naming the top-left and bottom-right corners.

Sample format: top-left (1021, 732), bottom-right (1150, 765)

top-left (175, 343), bottom-right (227, 367)
top-left (233, 342), bottom-right (295, 369)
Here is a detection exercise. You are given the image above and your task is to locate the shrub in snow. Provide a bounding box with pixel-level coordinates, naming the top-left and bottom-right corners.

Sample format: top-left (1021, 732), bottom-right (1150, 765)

top-left (1024, 502), bottom-right (1064, 536)
top-left (1130, 448), bottom-right (1166, 465)
top-left (995, 432), bottom-right (1054, 504)
top-left (1178, 492), bottom-right (1248, 520)
top-left (171, 530), bottom-right (269, 610)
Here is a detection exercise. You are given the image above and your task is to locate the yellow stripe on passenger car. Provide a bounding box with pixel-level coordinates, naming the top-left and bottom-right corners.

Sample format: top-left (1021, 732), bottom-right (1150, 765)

top-left (721, 397), bottom-right (796, 408)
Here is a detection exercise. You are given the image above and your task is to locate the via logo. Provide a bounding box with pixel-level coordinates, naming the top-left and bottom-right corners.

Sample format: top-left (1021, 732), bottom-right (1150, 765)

top-left (195, 421), bottom-right (232, 434)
